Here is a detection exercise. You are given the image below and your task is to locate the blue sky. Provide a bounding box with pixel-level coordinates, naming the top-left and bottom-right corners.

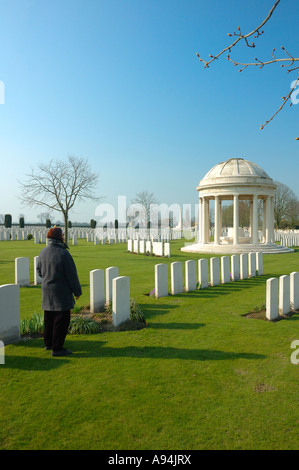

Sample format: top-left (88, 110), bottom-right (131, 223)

top-left (0, 0), bottom-right (298, 223)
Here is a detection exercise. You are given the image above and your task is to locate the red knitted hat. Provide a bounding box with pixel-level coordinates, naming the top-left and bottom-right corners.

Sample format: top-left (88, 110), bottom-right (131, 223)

top-left (46, 227), bottom-right (63, 240)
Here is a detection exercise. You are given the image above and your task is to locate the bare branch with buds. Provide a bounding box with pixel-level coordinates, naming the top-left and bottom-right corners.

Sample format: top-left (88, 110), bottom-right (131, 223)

top-left (196, 0), bottom-right (299, 138)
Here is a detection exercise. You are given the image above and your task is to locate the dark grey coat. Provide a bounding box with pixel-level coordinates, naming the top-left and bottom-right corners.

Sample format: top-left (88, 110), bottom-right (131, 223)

top-left (37, 239), bottom-right (82, 311)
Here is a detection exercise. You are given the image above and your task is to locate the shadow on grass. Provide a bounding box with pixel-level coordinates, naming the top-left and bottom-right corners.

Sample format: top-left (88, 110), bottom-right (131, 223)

top-left (148, 322), bottom-right (205, 330)
top-left (139, 303), bottom-right (179, 319)
top-left (180, 274), bottom-right (286, 299)
top-left (3, 355), bottom-right (70, 370)
top-left (6, 339), bottom-right (266, 370)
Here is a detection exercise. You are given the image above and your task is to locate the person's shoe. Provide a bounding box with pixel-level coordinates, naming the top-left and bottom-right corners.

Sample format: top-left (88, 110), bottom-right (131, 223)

top-left (51, 348), bottom-right (73, 357)
top-left (45, 346), bottom-right (52, 350)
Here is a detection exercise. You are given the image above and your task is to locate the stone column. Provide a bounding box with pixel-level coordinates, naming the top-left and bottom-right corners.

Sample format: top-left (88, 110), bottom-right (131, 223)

top-left (214, 195), bottom-right (220, 245)
top-left (266, 195), bottom-right (272, 244)
top-left (249, 200), bottom-right (253, 238)
top-left (252, 194), bottom-right (259, 245)
top-left (233, 195), bottom-right (239, 245)
top-left (205, 198), bottom-right (210, 243)
top-left (262, 198), bottom-right (267, 243)
top-left (198, 197), bottom-right (202, 243)
top-left (202, 197), bottom-right (208, 244)
top-left (219, 199), bottom-right (222, 239)
top-left (270, 196), bottom-right (275, 243)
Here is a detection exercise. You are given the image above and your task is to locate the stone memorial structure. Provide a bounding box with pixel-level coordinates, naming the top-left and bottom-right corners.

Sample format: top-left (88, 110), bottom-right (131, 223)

top-left (182, 157), bottom-right (293, 254)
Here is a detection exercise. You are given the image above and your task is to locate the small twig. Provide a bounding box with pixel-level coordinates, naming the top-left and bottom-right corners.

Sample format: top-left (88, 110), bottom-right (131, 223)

top-left (260, 75), bottom-right (299, 130)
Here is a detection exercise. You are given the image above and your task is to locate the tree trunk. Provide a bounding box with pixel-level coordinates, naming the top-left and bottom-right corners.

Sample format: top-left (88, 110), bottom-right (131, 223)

top-left (64, 212), bottom-right (69, 245)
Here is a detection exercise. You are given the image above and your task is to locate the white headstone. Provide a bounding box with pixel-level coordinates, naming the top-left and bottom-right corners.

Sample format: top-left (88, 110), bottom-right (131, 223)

top-left (90, 269), bottom-right (105, 313)
top-left (0, 284), bottom-right (20, 343)
top-left (34, 256), bottom-right (42, 285)
top-left (198, 258), bottom-right (208, 288)
top-left (266, 277), bottom-right (279, 321)
top-left (210, 257), bottom-right (220, 286)
top-left (231, 255), bottom-right (239, 281)
top-left (171, 262), bottom-right (183, 295)
top-left (106, 266), bottom-right (119, 304)
top-left (256, 252), bottom-right (263, 275)
top-left (221, 256), bottom-right (230, 284)
top-left (279, 275), bottom-right (290, 315)
top-left (153, 242), bottom-right (163, 256)
top-left (248, 252), bottom-right (256, 278)
top-left (155, 264), bottom-right (168, 298)
top-left (185, 260), bottom-right (197, 292)
top-left (146, 241), bottom-right (152, 253)
top-left (127, 239), bottom-right (133, 252)
top-left (290, 272), bottom-right (299, 311)
top-left (240, 253), bottom-right (248, 280)
top-left (15, 257), bottom-right (30, 286)
top-left (164, 242), bottom-right (171, 257)
top-left (112, 276), bottom-right (130, 327)
top-left (139, 240), bottom-right (145, 254)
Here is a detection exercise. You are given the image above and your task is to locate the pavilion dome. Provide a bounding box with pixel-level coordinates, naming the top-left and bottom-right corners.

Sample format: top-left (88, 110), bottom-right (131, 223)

top-left (198, 158), bottom-right (276, 190)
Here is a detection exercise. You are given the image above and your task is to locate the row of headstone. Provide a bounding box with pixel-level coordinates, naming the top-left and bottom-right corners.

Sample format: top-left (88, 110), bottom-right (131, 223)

top-left (90, 267), bottom-right (131, 327)
top-left (0, 229), bottom-right (46, 242)
top-left (1, 264), bottom-right (131, 344)
top-left (127, 240), bottom-right (170, 257)
top-left (275, 230), bottom-right (299, 248)
top-left (154, 252), bottom-right (263, 298)
top-left (0, 226), bottom-right (184, 245)
top-left (266, 272), bottom-right (299, 320)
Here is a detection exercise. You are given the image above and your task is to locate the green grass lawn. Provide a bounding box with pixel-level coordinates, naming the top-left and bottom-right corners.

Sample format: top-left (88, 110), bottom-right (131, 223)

top-left (0, 238), bottom-right (298, 450)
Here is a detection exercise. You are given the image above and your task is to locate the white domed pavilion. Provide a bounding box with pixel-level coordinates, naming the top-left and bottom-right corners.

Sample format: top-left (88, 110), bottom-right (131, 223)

top-left (182, 157), bottom-right (293, 254)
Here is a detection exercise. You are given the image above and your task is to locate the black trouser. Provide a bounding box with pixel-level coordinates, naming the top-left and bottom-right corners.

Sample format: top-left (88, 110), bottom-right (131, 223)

top-left (44, 310), bottom-right (71, 351)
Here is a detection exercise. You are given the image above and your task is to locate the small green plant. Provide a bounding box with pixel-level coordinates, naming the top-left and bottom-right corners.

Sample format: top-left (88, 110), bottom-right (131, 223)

top-left (68, 316), bottom-right (101, 334)
top-left (105, 301), bottom-right (112, 315)
top-left (130, 299), bottom-right (146, 323)
top-left (149, 288), bottom-right (155, 297)
top-left (20, 313), bottom-right (44, 336)
top-left (27, 234), bottom-right (33, 240)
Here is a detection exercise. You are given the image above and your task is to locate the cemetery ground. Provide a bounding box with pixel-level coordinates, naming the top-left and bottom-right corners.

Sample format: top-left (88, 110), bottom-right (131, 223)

top-left (0, 239), bottom-right (298, 450)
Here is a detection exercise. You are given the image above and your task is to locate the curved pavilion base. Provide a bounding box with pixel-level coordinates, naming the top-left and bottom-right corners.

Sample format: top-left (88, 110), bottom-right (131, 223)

top-left (181, 243), bottom-right (294, 255)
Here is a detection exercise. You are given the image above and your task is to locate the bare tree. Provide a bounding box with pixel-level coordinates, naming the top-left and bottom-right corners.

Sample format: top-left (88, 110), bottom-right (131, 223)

top-left (130, 191), bottom-right (159, 228)
top-left (37, 212), bottom-right (52, 224)
top-left (274, 181), bottom-right (298, 228)
top-left (19, 156), bottom-right (100, 243)
top-left (196, 0), bottom-right (299, 138)
top-left (288, 200), bottom-right (299, 228)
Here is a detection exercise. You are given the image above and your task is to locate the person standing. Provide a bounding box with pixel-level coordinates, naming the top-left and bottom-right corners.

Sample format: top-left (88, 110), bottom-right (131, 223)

top-left (37, 227), bottom-right (82, 357)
